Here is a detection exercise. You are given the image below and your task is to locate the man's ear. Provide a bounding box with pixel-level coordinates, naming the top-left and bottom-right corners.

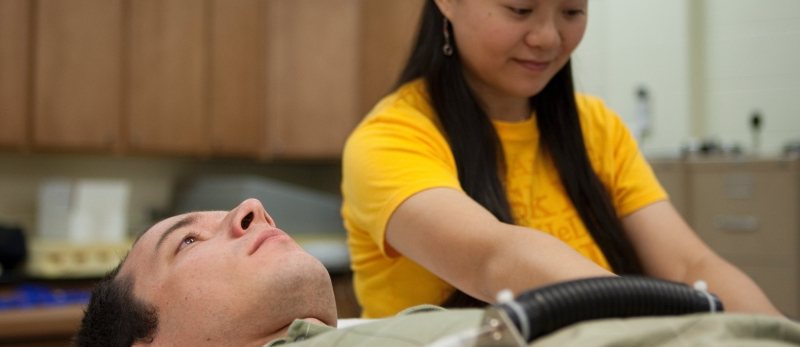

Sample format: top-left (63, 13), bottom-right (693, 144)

top-left (434, 0), bottom-right (455, 20)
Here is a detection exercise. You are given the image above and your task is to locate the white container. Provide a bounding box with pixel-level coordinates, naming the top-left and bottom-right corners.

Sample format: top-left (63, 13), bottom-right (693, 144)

top-left (37, 178), bottom-right (130, 244)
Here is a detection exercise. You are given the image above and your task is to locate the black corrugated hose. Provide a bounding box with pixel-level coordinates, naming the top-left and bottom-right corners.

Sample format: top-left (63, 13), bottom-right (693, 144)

top-left (496, 276), bottom-right (724, 342)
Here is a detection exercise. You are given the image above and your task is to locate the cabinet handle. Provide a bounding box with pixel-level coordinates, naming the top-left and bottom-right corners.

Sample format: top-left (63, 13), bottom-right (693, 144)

top-left (713, 215), bottom-right (759, 233)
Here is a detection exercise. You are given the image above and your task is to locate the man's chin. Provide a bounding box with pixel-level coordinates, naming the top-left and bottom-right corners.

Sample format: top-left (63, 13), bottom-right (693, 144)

top-left (269, 254), bottom-right (338, 325)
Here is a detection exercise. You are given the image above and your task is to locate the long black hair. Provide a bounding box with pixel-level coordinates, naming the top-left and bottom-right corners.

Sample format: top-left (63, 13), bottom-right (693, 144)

top-left (396, 1), bottom-right (643, 307)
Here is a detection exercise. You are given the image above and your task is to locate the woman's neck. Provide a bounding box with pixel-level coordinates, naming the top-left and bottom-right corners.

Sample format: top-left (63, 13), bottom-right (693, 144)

top-left (463, 74), bottom-right (531, 122)
top-left (483, 99), bottom-right (531, 122)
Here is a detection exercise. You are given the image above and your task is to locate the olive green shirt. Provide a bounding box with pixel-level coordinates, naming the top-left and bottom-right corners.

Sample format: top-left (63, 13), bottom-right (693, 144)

top-left (265, 307), bottom-right (800, 347)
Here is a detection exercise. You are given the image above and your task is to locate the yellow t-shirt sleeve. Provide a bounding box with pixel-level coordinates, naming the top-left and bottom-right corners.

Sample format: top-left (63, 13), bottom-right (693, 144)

top-left (578, 95), bottom-right (668, 217)
top-left (342, 106), bottom-right (462, 257)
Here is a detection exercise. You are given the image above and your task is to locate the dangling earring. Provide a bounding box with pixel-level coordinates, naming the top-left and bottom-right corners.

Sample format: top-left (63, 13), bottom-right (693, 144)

top-left (442, 17), bottom-right (454, 56)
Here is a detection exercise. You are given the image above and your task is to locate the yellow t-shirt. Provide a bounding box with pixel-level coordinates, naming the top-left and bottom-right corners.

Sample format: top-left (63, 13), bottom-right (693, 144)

top-left (341, 79), bottom-right (667, 318)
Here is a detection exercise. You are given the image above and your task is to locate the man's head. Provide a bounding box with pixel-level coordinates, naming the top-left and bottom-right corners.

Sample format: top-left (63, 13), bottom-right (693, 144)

top-left (75, 199), bottom-right (338, 346)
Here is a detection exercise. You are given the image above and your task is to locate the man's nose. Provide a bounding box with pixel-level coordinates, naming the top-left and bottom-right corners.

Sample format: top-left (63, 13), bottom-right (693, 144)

top-left (226, 198), bottom-right (275, 237)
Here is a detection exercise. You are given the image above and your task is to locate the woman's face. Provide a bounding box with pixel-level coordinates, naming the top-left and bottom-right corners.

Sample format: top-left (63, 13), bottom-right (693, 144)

top-left (437, 0), bottom-right (588, 102)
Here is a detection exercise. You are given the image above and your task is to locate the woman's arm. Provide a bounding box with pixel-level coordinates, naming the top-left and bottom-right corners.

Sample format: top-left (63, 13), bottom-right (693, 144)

top-left (386, 187), bottom-right (614, 303)
top-left (622, 200), bottom-right (782, 315)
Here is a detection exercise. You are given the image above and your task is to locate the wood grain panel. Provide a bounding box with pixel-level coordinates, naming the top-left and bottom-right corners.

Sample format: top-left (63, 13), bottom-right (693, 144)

top-left (33, 0), bottom-right (123, 150)
top-left (208, 0), bottom-right (268, 158)
top-left (265, 0), bottom-right (360, 159)
top-left (0, 0), bottom-right (30, 149)
top-left (128, 0), bottom-right (207, 155)
top-left (359, 0), bottom-right (424, 116)
top-left (0, 304), bottom-right (85, 341)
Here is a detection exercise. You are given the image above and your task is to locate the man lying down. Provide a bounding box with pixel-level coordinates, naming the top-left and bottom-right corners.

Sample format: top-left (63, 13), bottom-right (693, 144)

top-left (76, 199), bottom-right (800, 347)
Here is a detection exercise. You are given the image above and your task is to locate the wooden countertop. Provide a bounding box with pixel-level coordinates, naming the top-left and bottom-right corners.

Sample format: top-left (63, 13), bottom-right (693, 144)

top-left (0, 304), bottom-right (84, 345)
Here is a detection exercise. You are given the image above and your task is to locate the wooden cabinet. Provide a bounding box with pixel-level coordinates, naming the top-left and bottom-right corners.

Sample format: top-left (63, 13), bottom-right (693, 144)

top-left (127, 0), bottom-right (208, 155)
top-left (359, 0), bottom-right (424, 117)
top-left (265, 0), bottom-right (423, 159)
top-left (208, 0), bottom-right (268, 157)
top-left (264, 0), bottom-right (360, 158)
top-left (331, 272), bottom-right (360, 318)
top-left (3, 0), bottom-right (424, 159)
top-left (0, 304), bottom-right (85, 346)
top-left (687, 158), bottom-right (799, 318)
top-left (0, 0), bottom-right (30, 149)
top-left (33, 0), bottom-right (124, 151)
top-left (128, 0), bottom-right (423, 159)
top-left (652, 157), bottom-right (800, 318)
top-left (649, 159), bottom-right (689, 219)
top-left (127, 0), bottom-right (269, 157)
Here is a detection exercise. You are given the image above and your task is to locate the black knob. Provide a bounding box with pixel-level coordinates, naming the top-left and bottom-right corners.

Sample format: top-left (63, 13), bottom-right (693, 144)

top-left (750, 111), bottom-right (762, 131)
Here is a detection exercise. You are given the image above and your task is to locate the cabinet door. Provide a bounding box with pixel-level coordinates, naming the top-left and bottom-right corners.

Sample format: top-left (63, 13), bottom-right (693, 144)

top-left (649, 159), bottom-right (689, 219)
top-left (265, 0), bottom-right (423, 159)
top-left (127, 0), bottom-right (207, 155)
top-left (208, 0), bottom-right (268, 158)
top-left (33, 0), bottom-right (123, 150)
top-left (688, 159), bottom-right (799, 317)
top-left (0, 0), bottom-right (30, 149)
top-left (359, 0), bottom-right (424, 116)
top-left (689, 160), bottom-right (799, 259)
top-left (265, 0), bottom-right (361, 159)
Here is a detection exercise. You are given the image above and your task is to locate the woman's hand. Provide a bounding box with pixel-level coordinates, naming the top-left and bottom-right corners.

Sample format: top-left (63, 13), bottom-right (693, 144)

top-left (622, 200), bottom-right (783, 316)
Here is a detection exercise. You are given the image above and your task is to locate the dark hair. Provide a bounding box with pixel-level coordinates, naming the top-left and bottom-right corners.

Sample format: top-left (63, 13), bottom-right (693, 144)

top-left (397, 1), bottom-right (643, 307)
top-left (74, 261), bottom-right (158, 346)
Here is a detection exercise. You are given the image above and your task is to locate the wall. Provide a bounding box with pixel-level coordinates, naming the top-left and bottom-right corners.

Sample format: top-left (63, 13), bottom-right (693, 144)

top-left (573, 0), bottom-right (693, 156)
top-left (573, 0), bottom-right (800, 156)
top-left (701, 0), bottom-right (800, 155)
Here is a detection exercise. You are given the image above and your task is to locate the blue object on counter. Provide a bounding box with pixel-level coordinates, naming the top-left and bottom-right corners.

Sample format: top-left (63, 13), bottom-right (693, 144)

top-left (0, 284), bottom-right (90, 310)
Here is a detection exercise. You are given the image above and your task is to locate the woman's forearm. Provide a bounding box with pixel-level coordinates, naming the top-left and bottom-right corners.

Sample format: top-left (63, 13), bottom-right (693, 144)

top-left (477, 226), bottom-right (616, 302)
top-left (682, 254), bottom-right (782, 316)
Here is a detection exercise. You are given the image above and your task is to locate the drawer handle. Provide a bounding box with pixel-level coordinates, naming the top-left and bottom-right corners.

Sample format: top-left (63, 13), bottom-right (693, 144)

top-left (713, 215), bottom-right (759, 233)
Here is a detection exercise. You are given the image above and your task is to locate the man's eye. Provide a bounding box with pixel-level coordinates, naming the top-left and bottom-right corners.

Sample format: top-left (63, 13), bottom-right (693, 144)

top-left (177, 235), bottom-right (198, 252)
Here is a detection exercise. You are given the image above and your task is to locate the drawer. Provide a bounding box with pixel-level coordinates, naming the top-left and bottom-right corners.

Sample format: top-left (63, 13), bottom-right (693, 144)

top-left (734, 263), bottom-right (800, 319)
top-left (688, 159), bottom-right (799, 258)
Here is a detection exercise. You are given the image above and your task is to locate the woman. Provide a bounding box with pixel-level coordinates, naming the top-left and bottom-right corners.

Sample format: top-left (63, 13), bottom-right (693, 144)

top-left (341, 0), bottom-right (780, 318)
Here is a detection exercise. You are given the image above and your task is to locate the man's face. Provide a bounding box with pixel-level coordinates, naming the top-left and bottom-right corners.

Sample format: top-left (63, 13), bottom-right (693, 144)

top-left (121, 199), bottom-right (337, 346)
